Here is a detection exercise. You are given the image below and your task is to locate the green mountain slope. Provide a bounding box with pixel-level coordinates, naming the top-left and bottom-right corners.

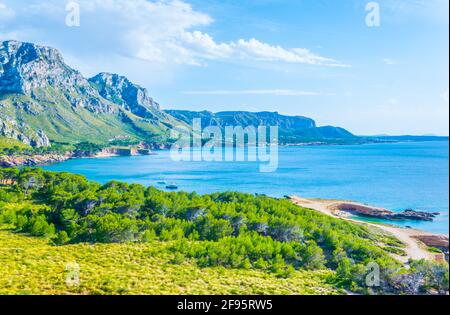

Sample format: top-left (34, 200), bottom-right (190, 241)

top-left (165, 110), bottom-right (357, 144)
top-left (0, 40), bottom-right (184, 146)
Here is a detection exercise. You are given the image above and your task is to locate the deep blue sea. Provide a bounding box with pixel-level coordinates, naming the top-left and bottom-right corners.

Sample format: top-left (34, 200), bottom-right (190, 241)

top-left (43, 141), bottom-right (449, 234)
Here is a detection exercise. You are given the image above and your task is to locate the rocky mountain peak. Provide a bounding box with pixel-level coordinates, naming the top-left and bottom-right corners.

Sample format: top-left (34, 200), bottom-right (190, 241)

top-left (1, 40), bottom-right (74, 93)
top-left (89, 72), bottom-right (161, 118)
top-left (0, 40), bottom-right (114, 114)
top-left (0, 40), bottom-right (63, 65)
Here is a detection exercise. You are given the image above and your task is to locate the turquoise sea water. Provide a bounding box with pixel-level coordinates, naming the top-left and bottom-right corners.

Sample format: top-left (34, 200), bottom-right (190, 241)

top-left (43, 141), bottom-right (449, 234)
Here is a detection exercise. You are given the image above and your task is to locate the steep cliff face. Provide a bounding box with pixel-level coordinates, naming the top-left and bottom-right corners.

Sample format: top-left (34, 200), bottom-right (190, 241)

top-left (89, 72), bottom-right (161, 114)
top-left (0, 116), bottom-right (49, 147)
top-left (0, 153), bottom-right (70, 167)
top-left (0, 40), bottom-right (114, 114)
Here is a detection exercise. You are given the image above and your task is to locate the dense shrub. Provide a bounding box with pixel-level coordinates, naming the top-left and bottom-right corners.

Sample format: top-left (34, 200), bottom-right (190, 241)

top-left (0, 167), bottom-right (448, 294)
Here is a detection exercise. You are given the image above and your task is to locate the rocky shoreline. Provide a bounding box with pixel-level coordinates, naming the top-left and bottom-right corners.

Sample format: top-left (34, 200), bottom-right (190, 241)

top-left (0, 147), bottom-right (157, 167)
top-left (0, 153), bottom-right (72, 167)
top-left (412, 235), bottom-right (450, 261)
top-left (332, 202), bottom-right (440, 222)
top-left (288, 196), bottom-right (449, 263)
top-left (94, 147), bottom-right (155, 157)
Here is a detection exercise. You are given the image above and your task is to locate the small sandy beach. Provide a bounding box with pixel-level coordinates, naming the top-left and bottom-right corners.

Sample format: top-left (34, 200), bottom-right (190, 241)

top-left (289, 196), bottom-right (448, 264)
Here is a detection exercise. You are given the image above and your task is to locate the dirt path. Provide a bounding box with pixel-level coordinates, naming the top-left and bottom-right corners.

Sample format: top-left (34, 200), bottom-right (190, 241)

top-left (375, 224), bottom-right (432, 262)
top-left (289, 196), bottom-right (445, 264)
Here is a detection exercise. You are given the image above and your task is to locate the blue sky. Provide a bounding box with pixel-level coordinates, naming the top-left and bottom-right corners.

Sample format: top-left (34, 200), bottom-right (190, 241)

top-left (0, 0), bottom-right (448, 135)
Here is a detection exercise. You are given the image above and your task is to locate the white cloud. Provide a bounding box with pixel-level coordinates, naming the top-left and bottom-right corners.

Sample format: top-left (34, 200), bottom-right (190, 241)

top-left (0, 0), bottom-right (348, 68)
top-left (167, 33), bottom-right (349, 67)
top-left (232, 38), bottom-right (346, 66)
top-left (184, 89), bottom-right (320, 96)
top-left (180, 31), bottom-right (234, 60)
top-left (383, 58), bottom-right (397, 65)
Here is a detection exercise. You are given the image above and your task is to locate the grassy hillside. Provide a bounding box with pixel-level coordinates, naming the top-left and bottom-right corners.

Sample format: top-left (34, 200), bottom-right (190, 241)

top-left (0, 137), bottom-right (32, 155)
top-left (0, 226), bottom-right (337, 295)
top-left (1, 93), bottom-right (160, 144)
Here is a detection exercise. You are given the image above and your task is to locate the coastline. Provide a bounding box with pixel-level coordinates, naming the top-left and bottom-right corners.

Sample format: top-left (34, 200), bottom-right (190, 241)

top-left (0, 147), bottom-right (156, 167)
top-left (1, 151), bottom-right (448, 264)
top-left (0, 153), bottom-right (72, 167)
top-left (2, 141), bottom-right (448, 244)
top-left (288, 196), bottom-right (449, 264)
top-left (1, 138), bottom-right (448, 167)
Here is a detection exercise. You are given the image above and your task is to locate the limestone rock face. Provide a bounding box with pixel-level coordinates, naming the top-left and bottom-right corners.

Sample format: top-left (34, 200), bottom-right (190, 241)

top-left (0, 153), bottom-right (71, 167)
top-left (33, 130), bottom-right (51, 147)
top-left (0, 40), bottom-right (115, 114)
top-left (89, 72), bottom-right (161, 117)
top-left (0, 40), bottom-right (184, 147)
top-left (0, 115), bottom-right (50, 147)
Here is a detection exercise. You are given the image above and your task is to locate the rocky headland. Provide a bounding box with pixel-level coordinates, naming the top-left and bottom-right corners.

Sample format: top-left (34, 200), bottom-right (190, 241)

top-left (288, 196), bottom-right (448, 263)
top-left (331, 202), bottom-right (439, 222)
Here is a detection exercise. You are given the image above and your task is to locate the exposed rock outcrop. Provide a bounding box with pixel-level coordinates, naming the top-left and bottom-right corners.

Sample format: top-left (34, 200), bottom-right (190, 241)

top-left (0, 153), bottom-right (71, 167)
top-left (0, 116), bottom-right (50, 147)
top-left (393, 209), bottom-right (439, 221)
top-left (89, 73), bottom-right (161, 115)
top-left (332, 202), bottom-right (440, 222)
top-left (412, 235), bottom-right (449, 248)
top-left (95, 147), bottom-right (154, 157)
top-left (412, 235), bottom-right (449, 262)
top-left (0, 40), bottom-right (115, 114)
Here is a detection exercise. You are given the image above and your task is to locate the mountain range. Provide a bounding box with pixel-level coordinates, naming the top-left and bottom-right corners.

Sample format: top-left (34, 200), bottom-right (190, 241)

top-left (0, 40), bottom-right (359, 148)
top-left (165, 110), bottom-right (356, 144)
